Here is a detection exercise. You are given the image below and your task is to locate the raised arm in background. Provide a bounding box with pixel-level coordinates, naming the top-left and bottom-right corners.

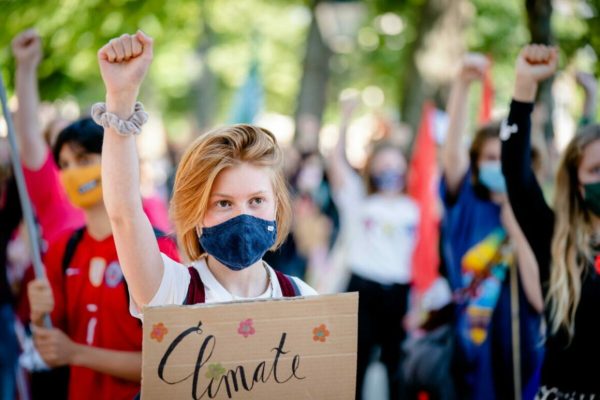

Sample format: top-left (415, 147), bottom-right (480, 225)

top-left (442, 53), bottom-right (489, 195)
top-left (501, 45), bottom-right (558, 286)
top-left (12, 29), bottom-right (46, 170)
top-left (327, 94), bottom-right (360, 192)
top-left (576, 71), bottom-right (597, 125)
top-left (98, 32), bottom-right (163, 306)
top-left (501, 201), bottom-right (544, 312)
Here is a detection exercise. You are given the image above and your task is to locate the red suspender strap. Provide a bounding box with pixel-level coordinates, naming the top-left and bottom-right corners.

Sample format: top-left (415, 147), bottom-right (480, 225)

top-left (184, 266), bottom-right (206, 305)
top-left (274, 270), bottom-right (300, 297)
top-left (185, 267), bottom-right (298, 303)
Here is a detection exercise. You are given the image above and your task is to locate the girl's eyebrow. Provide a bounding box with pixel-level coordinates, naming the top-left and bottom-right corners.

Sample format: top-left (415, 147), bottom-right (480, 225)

top-left (210, 190), bottom-right (268, 199)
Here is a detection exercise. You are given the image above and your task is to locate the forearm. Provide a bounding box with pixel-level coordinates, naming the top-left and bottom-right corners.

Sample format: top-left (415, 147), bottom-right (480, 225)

top-left (72, 344), bottom-right (141, 382)
top-left (328, 117), bottom-right (351, 191)
top-left (101, 93), bottom-right (163, 305)
top-left (582, 88), bottom-right (597, 124)
top-left (15, 65), bottom-right (46, 170)
top-left (442, 81), bottom-right (470, 192)
top-left (102, 93), bottom-right (143, 219)
top-left (509, 227), bottom-right (544, 313)
top-left (502, 101), bottom-right (554, 285)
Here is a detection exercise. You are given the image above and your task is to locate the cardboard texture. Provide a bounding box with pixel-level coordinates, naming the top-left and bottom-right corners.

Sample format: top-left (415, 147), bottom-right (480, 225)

top-left (141, 293), bottom-right (358, 399)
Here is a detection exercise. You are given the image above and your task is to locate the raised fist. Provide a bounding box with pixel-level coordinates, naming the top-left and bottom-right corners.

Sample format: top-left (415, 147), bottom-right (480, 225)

top-left (458, 53), bottom-right (489, 83)
top-left (512, 44), bottom-right (558, 102)
top-left (98, 31), bottom-right (153, 98)
top-left (12, 29), bottom-right (42, 69)
top-left (515, 44), bottom-right (558, 84)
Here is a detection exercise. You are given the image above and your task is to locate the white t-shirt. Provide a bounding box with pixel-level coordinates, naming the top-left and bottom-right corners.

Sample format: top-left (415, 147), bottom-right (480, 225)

top-left (130, 253), bottom-right (317, 319)
top-left (334, 173), bottom-right (419, 285)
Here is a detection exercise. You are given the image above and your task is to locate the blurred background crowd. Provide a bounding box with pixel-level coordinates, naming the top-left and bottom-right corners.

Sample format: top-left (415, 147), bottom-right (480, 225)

top-left (1, 0), bottom-right (599, 399)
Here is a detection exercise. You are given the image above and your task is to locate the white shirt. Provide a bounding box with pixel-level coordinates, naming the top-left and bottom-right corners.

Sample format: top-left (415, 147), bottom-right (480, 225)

top-left (130, 253), bottom-right (317, 319)
top-left (334, 173), bottom-right (419, 285)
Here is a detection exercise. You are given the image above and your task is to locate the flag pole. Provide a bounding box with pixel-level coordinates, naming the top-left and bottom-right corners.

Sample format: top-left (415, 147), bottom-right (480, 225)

top-left (0, 72), bottom-right (52, 328)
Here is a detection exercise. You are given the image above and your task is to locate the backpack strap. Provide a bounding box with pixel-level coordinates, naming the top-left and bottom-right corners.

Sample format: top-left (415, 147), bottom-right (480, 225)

top-left (274, 270), bottom-right (300, 297)
top-left (184, 266), bottom-right (206, 305)
top-left (62, 227), bottom-right (167, 274)
top-left (62, 227), bottom-right (86, 273)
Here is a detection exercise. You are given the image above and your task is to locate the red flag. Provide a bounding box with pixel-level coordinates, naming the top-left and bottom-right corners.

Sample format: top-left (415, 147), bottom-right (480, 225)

top-left (407, 101), bottom-right (440, 293)
top-left (479, 57), bottom-right (494, 124)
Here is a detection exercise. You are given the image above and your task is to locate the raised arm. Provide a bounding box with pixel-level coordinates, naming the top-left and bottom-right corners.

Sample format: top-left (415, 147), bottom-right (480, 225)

top-left (327, 94), bottom-right (360, 192)
top-left (98, 32), bottom-right (163, 306)
top-left (501, 202), bottom-right (543, 313)
top-left (575, 71), bottom-right (597, 125)
top-left (501, 45), bottom-right (558, 285)
top-left (12, 29), bottom-right (47, 170)
top-left (442, 53), bottom-right (489, 195)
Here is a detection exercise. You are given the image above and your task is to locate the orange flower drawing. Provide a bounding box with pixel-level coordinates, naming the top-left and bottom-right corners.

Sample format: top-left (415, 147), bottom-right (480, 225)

top-left (312, 324), bottom-right (330, 342)
top-left (150, 322), bottom-right (168, 342)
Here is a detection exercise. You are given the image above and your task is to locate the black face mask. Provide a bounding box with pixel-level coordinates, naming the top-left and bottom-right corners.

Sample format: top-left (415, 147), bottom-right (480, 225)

top-left (583, 181), bottom-right (600, 217)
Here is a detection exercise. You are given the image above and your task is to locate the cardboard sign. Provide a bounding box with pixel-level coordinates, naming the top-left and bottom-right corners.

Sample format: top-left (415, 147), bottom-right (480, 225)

top-left (141, 293), bottom-right (358, 399)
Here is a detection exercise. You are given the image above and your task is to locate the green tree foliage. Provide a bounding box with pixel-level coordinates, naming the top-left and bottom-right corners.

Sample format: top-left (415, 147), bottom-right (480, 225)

top-left (1, 0), bottom-right (597, 139)
top-left (0, 0), bottom-right (309, 136)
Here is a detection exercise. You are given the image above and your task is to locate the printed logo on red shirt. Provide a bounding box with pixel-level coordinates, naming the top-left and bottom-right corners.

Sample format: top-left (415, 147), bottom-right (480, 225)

top-left (105, 261), bottom-right (123, 288)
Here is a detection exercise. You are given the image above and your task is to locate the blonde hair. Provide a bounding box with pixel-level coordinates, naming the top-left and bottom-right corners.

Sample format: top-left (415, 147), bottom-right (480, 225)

top-left (170, 124), bottom-right (292, 261)
top-left (548, 124), bottom-right (600, 338)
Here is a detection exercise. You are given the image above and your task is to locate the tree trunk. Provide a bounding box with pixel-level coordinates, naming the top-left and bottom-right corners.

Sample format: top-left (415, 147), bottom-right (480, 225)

top-left (293, 1), bottom-right (332, 153)
top-left (526, 0), bottom-right (554, 141)
top-left (399, 0), bottom-right (469, 147)
top-left (193, 15), bottom-right (219, 134)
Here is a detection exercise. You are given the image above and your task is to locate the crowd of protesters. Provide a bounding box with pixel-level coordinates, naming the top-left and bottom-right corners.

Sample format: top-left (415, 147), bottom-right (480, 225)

top-left (0, 25), bottom-right (599, 400)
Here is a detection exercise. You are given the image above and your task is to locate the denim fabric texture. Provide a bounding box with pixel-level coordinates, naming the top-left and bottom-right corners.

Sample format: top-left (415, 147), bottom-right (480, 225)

top-left (0, 304), bottom-right (17, 400)
top-left (199, 214), bottom-right (277, 270)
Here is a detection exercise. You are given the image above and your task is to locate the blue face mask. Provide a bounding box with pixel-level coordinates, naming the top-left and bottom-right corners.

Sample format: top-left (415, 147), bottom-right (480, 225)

top-left (371, 169), bottom-right (405, 193)
top-left (199, 214), bottom-right (277, 271)
top-left (478, 161), bottom-right (506, 194)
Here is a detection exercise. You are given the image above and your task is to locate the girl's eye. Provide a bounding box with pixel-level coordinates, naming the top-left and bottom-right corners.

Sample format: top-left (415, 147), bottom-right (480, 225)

top-left (216, 200), bottom-right (231, 208)
top-left (250, 197), bottom-right (264, 206)
top-left (78, 155), bottom-right (91, 164)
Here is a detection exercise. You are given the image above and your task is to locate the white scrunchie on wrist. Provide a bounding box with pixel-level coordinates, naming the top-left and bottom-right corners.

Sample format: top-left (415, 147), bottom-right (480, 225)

top-left (91, 102), bottom-right (148, 136)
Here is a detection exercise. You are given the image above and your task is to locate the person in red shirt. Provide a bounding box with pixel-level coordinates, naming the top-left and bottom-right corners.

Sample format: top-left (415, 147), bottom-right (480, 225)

top-left (26, 118), bottom-right (179, 400)
top-left (12, 29), bottom-right (171, 250)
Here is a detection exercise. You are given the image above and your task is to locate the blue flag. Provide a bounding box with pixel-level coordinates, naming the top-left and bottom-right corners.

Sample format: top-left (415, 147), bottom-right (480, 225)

top-left (228, 58), bottom-right (263, 124)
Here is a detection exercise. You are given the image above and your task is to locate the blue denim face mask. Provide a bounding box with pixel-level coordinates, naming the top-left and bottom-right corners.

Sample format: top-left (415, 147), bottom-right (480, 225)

top-left (478, 161), bottom-right (506, 194)
top-left (199, 214), bottom-right (277, 271)
top-left (371, 169), bottom-right (405, 193)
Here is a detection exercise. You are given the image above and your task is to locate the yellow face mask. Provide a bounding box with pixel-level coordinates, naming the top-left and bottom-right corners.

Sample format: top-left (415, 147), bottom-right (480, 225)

top-left (59, 164), bottom-right (103, 209)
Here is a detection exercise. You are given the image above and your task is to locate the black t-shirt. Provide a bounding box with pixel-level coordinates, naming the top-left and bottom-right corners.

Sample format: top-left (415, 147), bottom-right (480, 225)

top-left (502, 100), bottom-right (600, 395)
top-left (0, 176), bottom-right (22, 305)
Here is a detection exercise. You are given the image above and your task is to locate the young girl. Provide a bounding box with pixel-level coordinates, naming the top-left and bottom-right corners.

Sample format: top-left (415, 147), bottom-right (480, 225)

top-left (96, 32), bottom-right (315, 318)
top-left (502, 44), bottom-right (600, 398)
top-left (328, 96), bottom-right (419, 399)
